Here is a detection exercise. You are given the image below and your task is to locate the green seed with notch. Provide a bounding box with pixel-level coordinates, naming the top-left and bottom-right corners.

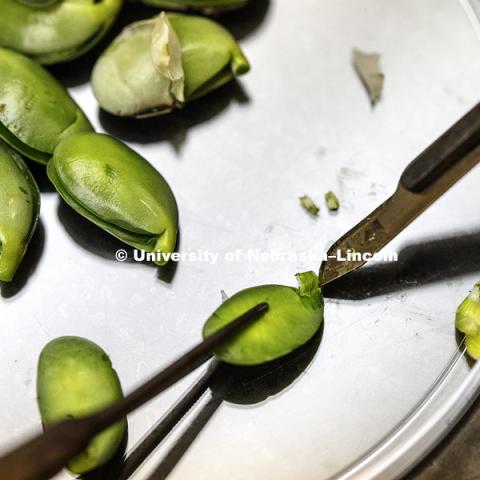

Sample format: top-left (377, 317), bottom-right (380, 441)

top-left (92, 12), bottom-right (250, 117)
top-left (203, 271), bottom-right (324, 366)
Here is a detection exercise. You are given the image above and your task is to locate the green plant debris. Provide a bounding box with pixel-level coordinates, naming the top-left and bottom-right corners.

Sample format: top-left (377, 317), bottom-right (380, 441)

top-left (456, 282), bottom-right (480, 360)
top-left (300, 195), bottom-right (320, 217)
top-left (325, 191), bottom-right (340, 211)
top-left (352, 48), bottom-right (384, 105)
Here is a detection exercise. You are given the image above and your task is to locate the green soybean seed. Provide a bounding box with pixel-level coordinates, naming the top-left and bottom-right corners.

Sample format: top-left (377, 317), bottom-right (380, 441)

top-left (202, 271), bottom-right (324, 366)
top-left (0, 0), bottom-right (123, 64)
top-left (92, 12), bottom-right (250, 118)
top-left (0, 141), bottom-right (40, 282)
top-left (456, 283), bottom-right (480, 336)
top-left (139, 0), bottom-right (250, 14)
top-left (37, 336), bottom-right (126, 474)
top-left (47, 132), bottom-right (178, 265)
top-left (456, 282), bottom-right (480, 360)
top-left (0, 48), bottom-right (93, 164)
top-left (466, 334), bottom-right (480, 360)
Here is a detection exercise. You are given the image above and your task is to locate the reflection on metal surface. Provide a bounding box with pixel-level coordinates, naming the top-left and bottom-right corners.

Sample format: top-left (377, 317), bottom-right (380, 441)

top-left (333, 342), bottom-right (480, 480)
top-left (147, 396), bottom-right (223, 480)
top-left (117, 364), bottom-right (219, 480)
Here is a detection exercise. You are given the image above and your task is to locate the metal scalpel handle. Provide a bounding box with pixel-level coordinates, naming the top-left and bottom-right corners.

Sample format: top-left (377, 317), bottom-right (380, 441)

top-left (401, 102), bottom-right (480, 192)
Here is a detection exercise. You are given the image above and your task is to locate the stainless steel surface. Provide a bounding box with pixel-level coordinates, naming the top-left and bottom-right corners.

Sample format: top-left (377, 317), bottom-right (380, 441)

top-left (2, 1), bottom-right (480, 479)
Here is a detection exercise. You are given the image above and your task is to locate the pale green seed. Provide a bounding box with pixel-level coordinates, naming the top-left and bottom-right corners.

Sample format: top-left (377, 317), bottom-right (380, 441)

top-left (92, 12), bottom-right (250, 117)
